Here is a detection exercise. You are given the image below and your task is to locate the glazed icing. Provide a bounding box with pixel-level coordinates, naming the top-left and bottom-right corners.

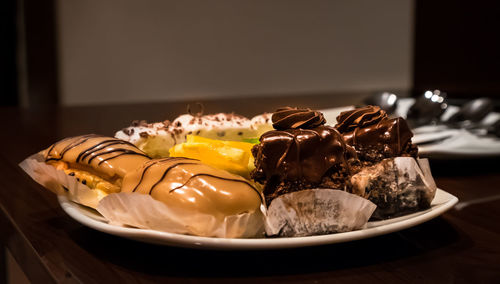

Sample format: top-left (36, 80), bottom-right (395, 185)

top-left (121, 157), bottom-right (263, 220)
top-left (43, 134), bottom-right (151, 179)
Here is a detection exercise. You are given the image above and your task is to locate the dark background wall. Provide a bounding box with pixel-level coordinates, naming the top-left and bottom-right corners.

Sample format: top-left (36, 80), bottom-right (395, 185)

top-left (3, 0), bottom-right (500, 107)
top-left (413, 0), bottom-right (500, 101)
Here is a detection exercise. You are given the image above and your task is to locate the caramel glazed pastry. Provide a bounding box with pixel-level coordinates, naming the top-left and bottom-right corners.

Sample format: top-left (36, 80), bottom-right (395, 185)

top-left (251, 107), bottom-right (359, 205)
top-left (43, 134), bottom-right (151, 194)
top-left (120, 157), bottom-right (263, 225)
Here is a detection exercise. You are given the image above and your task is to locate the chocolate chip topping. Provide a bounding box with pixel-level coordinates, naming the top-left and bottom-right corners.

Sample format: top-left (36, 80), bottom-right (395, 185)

top-left (335, 105), bottom-right (387, 133)
top-left (122, 128), bottom-right (134, 136)
top-left (131, 120), bottom-right (148, 127)
top-left (271, 107), bottom-right (326, 130)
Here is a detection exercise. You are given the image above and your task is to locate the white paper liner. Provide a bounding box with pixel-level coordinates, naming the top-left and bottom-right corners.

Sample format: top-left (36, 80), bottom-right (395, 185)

top-left (97, 192), bottom-right (266, 238)
top-left (265, 188), bottom-right (376, 237)
top-left (350, 157), bottom-right (437, 219)
top-left (19, 153), bottom-right (107, 209)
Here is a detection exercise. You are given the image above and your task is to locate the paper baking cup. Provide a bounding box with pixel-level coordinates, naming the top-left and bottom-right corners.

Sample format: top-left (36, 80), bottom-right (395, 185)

top-left (19, 153), bottom-right (106, 209)
top-left (97, 192), bottom-right (266, 238)
top-left (265, 188), bottom-right (376, 237)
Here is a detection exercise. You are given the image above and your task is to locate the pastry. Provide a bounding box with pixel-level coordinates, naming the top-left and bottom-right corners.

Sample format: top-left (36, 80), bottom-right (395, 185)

top-left (335, 105), bottom-right (418, 164)
top-left (334, 105), bottom-right (435, 218)
top-left (251, 107), bottom-right (375, 236)
top-left (251, 107), bottom-right (358, 205)
top-left (42, 134), bottom-right (151, 194)
top-left (97, 157), bottom-right (265, 237)
top-left (115, 112), bottom-right (273, 158)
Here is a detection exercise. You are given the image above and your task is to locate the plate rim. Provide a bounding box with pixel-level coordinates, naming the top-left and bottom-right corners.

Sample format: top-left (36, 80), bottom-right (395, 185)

top-left (58, 188), bottom-right (458, 250)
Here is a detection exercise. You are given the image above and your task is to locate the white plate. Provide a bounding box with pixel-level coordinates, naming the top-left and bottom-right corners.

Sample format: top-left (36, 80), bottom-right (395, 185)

top-left (58, 188), bottom-right (458, 250)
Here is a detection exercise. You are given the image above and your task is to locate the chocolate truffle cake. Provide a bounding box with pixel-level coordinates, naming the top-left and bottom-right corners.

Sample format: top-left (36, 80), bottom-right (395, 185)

top-left (334, 106), bottom-right (435, 219)
top-left (335, 106), bottom-right (418, 164)
top-left (251, 107), bottom-right (358, 204)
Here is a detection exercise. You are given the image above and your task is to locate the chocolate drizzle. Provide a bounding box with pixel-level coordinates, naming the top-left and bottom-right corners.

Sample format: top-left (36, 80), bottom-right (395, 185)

top-left (169, 173), bottom-right (260, 194)
top-left (46, 135), bottom-right (150, 164)
top-left (131, 157), bottom-right (194, 193)
top-left (149, 161), bottom-right (199, 194)
top-left (130, 157), bottom-right (262, 202)
top-left (45, 134), bottom-right (98, 162)
top-left (44, 134), bottom-right (151, 179)
top-left (272, 107), bottom-right (326, 130)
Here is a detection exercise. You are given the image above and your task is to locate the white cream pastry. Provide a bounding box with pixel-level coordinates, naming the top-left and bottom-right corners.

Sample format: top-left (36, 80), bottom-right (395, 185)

top-left (115, 112), bottom-right (273, 158)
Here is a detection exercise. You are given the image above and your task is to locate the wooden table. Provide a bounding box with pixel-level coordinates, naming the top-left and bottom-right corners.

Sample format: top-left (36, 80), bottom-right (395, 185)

top-left (1, 94), bottom-right (500, 283)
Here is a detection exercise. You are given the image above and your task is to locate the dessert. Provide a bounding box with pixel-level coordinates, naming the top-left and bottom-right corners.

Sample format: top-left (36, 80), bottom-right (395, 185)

top-left (43, 134), bottom-right (151, 192)
top-left (19, 134), bottom-right (151, 208)
top-left (169, 135), bottom-right (255, 179)
top-left (19, 104), bottom-right (441, 239)
top-left (250, 107), bottom-right (375, 237)
top-left (335, 105), bottom-right (418, 164)
top-left (334, 106), bottom-right (435, 219)
top-left (251, 107), bottom-right (358, 205)
top-left (97, 157), bottom-right (265, 237)
top-left (251, 106), bottom-right (437, 235)
top-left (115, 112), bottom-right (273, 158)
top-left (350, 157), bottom-right (436, 219)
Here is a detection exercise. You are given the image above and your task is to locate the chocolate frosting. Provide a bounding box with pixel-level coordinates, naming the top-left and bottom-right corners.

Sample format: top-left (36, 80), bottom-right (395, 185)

top-left (335, 106), bottom-right (417, 161)
top-left (335, 105), bottom-right (386, 133)
top-left (251, 125), bottom-right (355, 203)
top-left (272, 107), bottom-right (326, 130)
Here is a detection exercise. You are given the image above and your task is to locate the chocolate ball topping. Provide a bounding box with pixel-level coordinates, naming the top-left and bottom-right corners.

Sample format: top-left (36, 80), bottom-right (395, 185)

top-left (272, 107), bottom-right (326, 130)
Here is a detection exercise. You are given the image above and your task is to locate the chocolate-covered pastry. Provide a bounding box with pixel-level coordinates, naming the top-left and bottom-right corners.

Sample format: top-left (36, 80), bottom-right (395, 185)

top-left (251, 107), bottom-right (357, 204)
top-left (335, 105), bottom-right (417, 164)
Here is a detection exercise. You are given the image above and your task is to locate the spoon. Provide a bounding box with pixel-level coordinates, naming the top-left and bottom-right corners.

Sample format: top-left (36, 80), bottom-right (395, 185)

top-left (363, 92), bottom-right (399, 114)
top-left (406, 90), bottom-right (448, 128)
top-left (488, 119), bottom-right (500, 137)
top-left (445, 97), bottom-right (494, 127)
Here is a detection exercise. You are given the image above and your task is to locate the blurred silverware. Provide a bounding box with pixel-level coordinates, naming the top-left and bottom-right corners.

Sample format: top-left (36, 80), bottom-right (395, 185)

top-left (363, 92), bottom-right (399, 114)
top-left (445, 97), bottom-right (494, 127)
top-left (414, 135), bottom-right (453, 145)
top-left (487, 119), bottom-right (500, 137)
top-left (406, 90), bottom-right (448, 127)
